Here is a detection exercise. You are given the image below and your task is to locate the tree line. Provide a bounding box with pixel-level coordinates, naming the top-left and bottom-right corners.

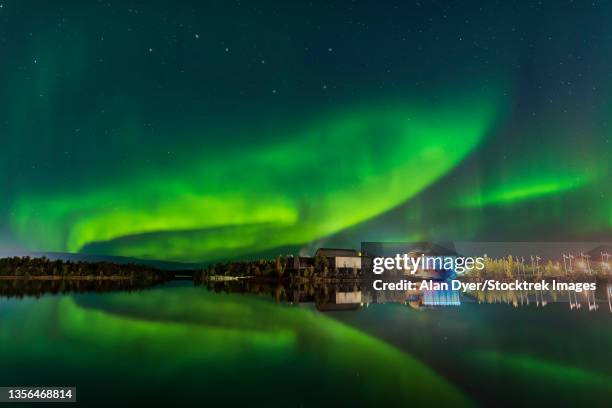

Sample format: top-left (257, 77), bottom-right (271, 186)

top-left (0, 256), bottom-right (173, 281)
top-left (193, 256), bottom-right (287, 281)
top-left (193, 254), bottom-right (361, 283)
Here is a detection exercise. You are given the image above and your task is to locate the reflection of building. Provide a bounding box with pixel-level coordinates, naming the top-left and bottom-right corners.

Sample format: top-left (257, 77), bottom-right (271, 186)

top-left (392, 288), bottom-right (461, 308)
top-left (422, 289), bottom-right (461, 306)
top-left (316, 290), bottom-right (362, 311)
top-left (335, 290), bottom-right (361, 304)
top-left (363, 282), bottom-right (461, 309)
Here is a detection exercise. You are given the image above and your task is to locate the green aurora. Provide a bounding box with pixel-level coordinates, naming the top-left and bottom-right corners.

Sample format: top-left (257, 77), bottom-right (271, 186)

top-left (0, 287), bottom-right (471, 405)
top-left (0, 1), bottom-right (610, 261)
top-left (10, 94), bottom-right (501, 261)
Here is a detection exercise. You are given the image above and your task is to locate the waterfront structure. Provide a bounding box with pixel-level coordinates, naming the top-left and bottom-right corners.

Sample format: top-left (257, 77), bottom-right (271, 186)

top-left (315, 248), bottom-right (362, 270)
top-left (286, 248), bottom-right (362, 275)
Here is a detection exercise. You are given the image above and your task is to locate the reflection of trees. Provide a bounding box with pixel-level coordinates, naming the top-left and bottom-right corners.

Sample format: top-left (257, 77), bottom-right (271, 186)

top-left (0, 256), bottom-right (173, 298)
top-left (467, 288), bottom-right (596, 309)
top-left (0, 277), bottom-right (167, 299)
top-left (196, 279), bottom-right (361, 307)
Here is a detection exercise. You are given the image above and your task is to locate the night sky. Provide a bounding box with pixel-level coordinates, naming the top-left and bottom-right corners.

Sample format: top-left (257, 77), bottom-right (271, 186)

top-left (0, 1), bottom-right (610, 262)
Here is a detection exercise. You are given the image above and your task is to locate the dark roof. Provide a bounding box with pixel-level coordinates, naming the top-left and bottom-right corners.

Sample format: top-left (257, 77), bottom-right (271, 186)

top-left (315, 248), bottom-right (359, 258)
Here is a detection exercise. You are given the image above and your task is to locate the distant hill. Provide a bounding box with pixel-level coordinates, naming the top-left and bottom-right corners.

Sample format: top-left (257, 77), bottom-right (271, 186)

top-left (0, 251), bottom-right (202, 271)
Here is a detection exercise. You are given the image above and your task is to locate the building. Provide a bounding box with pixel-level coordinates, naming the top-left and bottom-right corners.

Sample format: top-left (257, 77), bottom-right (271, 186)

top-left (286, 256), bottom-right (314, 271)
top-left (284, 248), bottom-right (362, 276)
top-left (315, 248), bottom-right (362, 270)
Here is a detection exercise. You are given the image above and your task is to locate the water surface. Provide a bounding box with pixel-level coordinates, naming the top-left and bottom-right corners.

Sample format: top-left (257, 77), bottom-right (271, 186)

top-left (0, 281), bottom-right (610, 406)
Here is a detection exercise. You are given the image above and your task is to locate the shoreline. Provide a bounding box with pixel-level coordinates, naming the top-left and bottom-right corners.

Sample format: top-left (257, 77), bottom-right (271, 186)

top-left (0, 276), bottom-right (136, 281)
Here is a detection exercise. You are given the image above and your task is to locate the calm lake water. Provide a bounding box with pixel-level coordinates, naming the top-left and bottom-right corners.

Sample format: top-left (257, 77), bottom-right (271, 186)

top-left (0, 280), bottom-right (611, 406)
